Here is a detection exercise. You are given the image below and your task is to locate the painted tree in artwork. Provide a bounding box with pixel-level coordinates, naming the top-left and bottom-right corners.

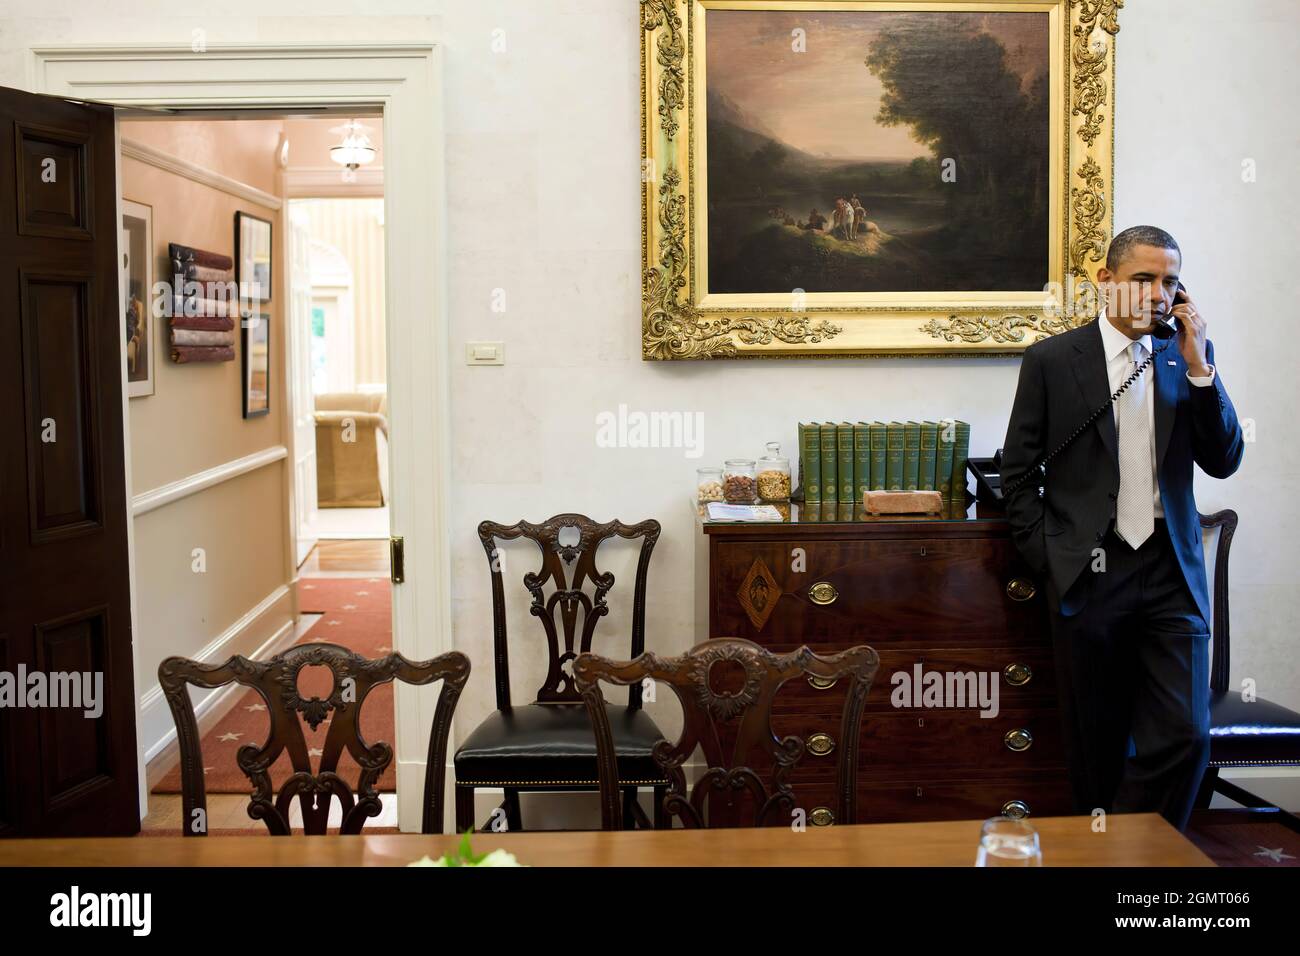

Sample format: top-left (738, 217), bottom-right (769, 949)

top-left (865, 20), bottom-right (1048, 260)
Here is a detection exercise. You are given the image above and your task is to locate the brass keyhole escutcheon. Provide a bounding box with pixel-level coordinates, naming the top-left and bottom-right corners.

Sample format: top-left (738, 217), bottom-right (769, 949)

top-left (810, 807), bottom-right (835, 827)
top-left (807, 732), bottom-right (835, 756)
top-left (808, 581), bottom-right (838, 606)
top-left (1002, 800), bottom-right (1030, 819)
top-left (1004, 662), bottom-right (1033, 686)
top-left (1006, 577), bottom-right (1037, 602)
top-left (806, 674), bottom-right (838, 691)
top-left (1004, 728), bottom-right (1033, 752)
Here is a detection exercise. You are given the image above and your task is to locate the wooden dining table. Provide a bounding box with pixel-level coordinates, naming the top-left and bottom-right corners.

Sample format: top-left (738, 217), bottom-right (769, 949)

top-left (0, 813), bottom-right (1214, 866)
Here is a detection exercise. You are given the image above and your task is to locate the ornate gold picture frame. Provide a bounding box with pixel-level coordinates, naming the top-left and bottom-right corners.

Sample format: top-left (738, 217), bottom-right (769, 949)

top-left (641, 0), bottom-right (1121, 359)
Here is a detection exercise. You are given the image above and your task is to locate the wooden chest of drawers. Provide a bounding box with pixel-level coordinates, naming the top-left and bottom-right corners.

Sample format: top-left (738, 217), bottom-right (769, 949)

top-left (695, 503), bottom-right (1073, 827)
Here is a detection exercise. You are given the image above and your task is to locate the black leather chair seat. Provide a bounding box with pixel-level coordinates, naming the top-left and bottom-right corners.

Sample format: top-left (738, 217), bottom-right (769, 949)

top-left (1209, 691), bottom-right (1300, 765)
top-left (454, 703), bottom-right (669, 785)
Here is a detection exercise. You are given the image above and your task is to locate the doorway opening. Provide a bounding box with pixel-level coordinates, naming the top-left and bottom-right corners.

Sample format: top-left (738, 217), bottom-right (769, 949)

top-left (31, 39), bottom-right (453, 836)
top-left (290, 195), bottom-right (391, 546)
top-left (116, 109), bottom-right (399, 833)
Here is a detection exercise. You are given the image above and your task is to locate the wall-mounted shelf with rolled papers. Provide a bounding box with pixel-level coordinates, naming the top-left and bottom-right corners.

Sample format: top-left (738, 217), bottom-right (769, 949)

top-left (167, 243), bottom-right (236, 363)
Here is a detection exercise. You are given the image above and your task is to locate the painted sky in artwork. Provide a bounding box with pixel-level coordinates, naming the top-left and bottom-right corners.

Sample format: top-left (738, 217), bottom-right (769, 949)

top-left (705, 10), bottom-right (1050, 162)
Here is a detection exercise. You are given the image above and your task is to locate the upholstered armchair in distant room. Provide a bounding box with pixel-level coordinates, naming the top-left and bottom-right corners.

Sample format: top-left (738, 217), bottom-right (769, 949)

top-left (314, 391), bottom-right (389, 508)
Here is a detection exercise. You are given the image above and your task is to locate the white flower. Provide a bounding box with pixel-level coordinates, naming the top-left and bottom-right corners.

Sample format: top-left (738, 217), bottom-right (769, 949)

top-left (474, 849), bottom-right (523, 867)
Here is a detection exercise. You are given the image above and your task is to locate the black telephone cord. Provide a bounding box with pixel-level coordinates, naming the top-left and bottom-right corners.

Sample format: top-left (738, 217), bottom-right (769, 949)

top-left (1002, 338), bottom-right (1175, 500)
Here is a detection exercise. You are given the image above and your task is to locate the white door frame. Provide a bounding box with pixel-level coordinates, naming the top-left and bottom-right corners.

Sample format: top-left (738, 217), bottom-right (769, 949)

top-left (30, 42), bottom-right (454, 832)
top-left (287, 204), bottom-right (318, 568)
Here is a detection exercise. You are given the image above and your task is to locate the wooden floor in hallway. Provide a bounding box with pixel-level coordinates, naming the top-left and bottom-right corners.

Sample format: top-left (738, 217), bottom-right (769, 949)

top-left (298, 538), bottom-right (391, 577)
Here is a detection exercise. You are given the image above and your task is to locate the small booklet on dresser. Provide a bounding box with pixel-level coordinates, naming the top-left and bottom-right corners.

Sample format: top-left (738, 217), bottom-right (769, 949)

top-left (706, 503), bottom-right (784, 521)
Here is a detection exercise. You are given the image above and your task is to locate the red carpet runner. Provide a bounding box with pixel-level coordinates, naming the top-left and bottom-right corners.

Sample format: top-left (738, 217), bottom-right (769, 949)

top-left (153, 578), bottom-right (396, 794)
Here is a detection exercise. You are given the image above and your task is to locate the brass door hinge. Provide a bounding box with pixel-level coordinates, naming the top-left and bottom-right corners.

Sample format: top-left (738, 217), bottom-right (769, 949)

top-left (390, 535), bottom-right (405, 584)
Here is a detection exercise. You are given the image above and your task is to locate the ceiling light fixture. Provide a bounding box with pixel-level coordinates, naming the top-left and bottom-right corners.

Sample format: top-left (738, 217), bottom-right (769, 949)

top-left (329, 119), bottom-right (377, 172)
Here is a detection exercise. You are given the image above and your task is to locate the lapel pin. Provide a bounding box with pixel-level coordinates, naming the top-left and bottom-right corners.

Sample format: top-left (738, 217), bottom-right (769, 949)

top-left (1167, 360), bottom-right (1176, 366)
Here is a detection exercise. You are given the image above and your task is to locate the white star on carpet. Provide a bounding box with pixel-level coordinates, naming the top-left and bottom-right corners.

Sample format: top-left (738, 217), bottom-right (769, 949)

top-left (244, 703), bottom-right (266, 712)
top-left (327, 619), bottom-right (342, 626)
top-left (356, 591), bottom-right (370, 596)
top-left (218, 732), bottom-right (242, 742)
top-left (1254, 846), bottom-right (1296, 863)
top-left (342, 604), bottom-right (358, 610)
top-left (309, 747), bottom-right (324, 757)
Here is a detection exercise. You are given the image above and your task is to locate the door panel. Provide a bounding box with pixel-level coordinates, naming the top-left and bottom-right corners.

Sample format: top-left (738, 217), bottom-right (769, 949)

top-left (19, 271), bottom-right (101, 540)
top-left (15, 121), bottom-right (92, 239)
top-left (0, 86), bottom-right (139, 836)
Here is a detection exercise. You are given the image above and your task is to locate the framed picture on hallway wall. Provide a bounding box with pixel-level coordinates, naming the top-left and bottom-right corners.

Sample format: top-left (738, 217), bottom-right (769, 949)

top-left (242, 312), bottom-right (271, 418)
top-left (236, 210), bottom-right (273, 309)
top-left (640, 0), bottom-right (1121, 358)
top-left (122, 199), bottom-right (154, 397)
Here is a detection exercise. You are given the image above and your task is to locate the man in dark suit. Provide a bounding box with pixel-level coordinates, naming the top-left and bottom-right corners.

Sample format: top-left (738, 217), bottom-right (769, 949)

top-left (1001, 225), bottom-right (1245, 831)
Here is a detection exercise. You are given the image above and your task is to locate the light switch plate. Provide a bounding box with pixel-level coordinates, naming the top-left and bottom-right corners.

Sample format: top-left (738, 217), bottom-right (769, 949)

top-left (466, 341), bottom-right (505, 366)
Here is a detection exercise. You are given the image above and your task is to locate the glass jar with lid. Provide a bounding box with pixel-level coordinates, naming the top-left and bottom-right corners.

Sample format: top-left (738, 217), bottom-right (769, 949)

top-left (756, 442), bottom-right (792, 502)
top-left (696, 467), bottom-right (724, 504)
top-left (723, 459), bottom-right (757, 504)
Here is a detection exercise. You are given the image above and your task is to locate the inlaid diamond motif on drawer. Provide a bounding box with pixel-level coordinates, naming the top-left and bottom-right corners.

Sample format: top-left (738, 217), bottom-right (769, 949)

top-left (738, 558), bottom-right (780, 631)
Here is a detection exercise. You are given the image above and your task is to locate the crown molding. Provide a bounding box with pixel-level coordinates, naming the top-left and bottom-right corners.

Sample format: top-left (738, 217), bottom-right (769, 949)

top-left (121, 136), bottom-right (283, 210)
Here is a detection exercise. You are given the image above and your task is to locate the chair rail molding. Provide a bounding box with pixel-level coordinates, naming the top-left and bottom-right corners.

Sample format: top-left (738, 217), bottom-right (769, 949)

top-left (132, 445), bottom-right (289, 516)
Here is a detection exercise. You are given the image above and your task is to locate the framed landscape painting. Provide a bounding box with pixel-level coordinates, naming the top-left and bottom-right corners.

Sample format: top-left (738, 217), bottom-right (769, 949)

top-left (640, 0), bottom-right (1122, 358)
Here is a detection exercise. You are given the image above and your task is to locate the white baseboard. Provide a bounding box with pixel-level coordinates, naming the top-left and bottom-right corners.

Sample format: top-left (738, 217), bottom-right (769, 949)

top-left (139, 584), bottom-right (297, 781)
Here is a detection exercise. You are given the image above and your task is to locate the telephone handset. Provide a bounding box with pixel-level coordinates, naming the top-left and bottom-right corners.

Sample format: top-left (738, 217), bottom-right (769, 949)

top-left (1149, 280), bottom-right (1188, 340)
top-left (1000, 283), bottom-right (1184, 500)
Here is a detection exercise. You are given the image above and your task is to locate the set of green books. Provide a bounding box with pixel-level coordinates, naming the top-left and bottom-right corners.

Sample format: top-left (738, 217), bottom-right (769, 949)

top-left (797, 421), bottom-right (971, 504)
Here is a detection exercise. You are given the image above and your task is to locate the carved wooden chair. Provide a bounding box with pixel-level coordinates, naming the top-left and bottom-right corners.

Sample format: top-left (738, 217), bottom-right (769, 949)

top-left (1194, 510), bottom-right (1300, 832)
top-left (574, 638), bottom-right (879, 829)
top-left (454, 513), bottom-right (669, 831)
top-left (158, 642), bottom-right (469, 835)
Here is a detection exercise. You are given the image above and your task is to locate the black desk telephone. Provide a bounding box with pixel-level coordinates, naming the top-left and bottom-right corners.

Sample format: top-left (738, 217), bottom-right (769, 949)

top-left (972, 282), bottom-right (1188, 503)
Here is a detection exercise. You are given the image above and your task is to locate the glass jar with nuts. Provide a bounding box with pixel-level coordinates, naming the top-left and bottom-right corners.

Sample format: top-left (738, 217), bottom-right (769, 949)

top-left (757, 441), bottom-right (792, 502)
top-left (696, 467), bottom-right (724, 505)
top-left (723, 459), bottom-right (758, 504)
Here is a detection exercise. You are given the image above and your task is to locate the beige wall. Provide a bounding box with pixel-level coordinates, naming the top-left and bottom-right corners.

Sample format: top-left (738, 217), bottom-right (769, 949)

top-left (119, 118), bottom-right (293, 754)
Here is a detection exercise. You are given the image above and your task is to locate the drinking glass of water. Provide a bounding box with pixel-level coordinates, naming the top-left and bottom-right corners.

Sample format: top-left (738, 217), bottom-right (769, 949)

top-left (975, 816), bottom-right (1042, 866)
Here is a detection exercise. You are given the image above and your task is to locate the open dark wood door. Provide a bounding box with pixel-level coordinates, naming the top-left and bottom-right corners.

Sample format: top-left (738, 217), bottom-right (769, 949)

top-left (0, 87), bottom-right (140, 835)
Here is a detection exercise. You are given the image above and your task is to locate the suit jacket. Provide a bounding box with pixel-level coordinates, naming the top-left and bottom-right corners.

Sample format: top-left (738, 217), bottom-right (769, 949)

top-left (1001, 319), bottom-right (1244, 627)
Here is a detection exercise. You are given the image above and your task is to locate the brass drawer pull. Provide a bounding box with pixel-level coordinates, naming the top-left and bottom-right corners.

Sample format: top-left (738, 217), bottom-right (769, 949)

top-left (1001, 799), bottom-right (1030, 819)
top-left (806, 674), bottom-right (837, 691)
top-left (1006, 577), bottom-right (1037, 602)
top-left (808, 581), bottom-right (838, 606)
top-left (810, 806), bottom-right (835, 827)
top-left (807, 732), bottom-right (835, 756)
top-left (1004, 728), bottom-right (1033, 752)
top-left (1003, 662), bottom-right (1033, 686)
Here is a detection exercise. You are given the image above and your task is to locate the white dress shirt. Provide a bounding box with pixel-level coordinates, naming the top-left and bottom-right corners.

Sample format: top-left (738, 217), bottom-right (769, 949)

top-left (1097, 311), bottom-right (1215, 519)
